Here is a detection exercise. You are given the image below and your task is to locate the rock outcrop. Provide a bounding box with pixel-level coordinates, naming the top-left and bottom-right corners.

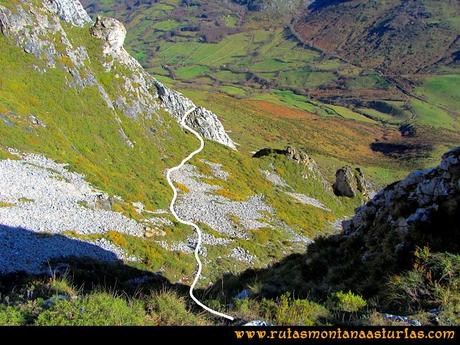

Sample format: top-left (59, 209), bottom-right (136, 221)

top-left (344, 147), bottom-right (460, 241)
top-left (304, 147), bottom-right (460, 296)
top-left (88, 15), bottom-right (236, 148)
top-left (90, 16), bottom-right (126, 57)
top-left (253, 146), bottom-right (317, 170)
top-left (285, 146), bottom-right (318, 170)
top-left (333, 166), bottom-right (374, 199)
top-left (333, 166), bottom-right (356, 197)
top-left (253, 146), bottom-right (331, 192)
top-left (45, 0), bottom-right (92, 27)
top-left (155, 81), bottom-right (236, 149)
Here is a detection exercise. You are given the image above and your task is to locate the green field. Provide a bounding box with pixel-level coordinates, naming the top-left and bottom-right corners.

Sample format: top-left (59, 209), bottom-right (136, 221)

top-left (414, 75), bottom-right (460, 129)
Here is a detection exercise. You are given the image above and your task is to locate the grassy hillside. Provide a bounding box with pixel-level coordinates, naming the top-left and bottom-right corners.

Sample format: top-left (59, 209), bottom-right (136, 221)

top-left (294, 0), bottom-right (460, 75)
top-left (0, 0), bottom-right (372, 287)
top-left (0, 0), bottom-right (458, 326)
top-left (82, 0), bottom-right (460, 161)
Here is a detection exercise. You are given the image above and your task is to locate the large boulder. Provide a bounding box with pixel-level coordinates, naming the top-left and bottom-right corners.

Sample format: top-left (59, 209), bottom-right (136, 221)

top-left (253, 146), bottom-right (317, 170)
top-left (90, 16), bottom-right (126, 56)
top-left (333, 166), bottom-right (356, 197)
top-left (333, 166), bottom-right (374, 198)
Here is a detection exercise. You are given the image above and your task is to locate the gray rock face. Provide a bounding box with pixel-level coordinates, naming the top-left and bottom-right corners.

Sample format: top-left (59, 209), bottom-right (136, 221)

top-left (0, 1), bottom-right (110, 102)
top-left (333, 166), bottom-right (374, 199)
top-left (155, 81), bottom-right (236, 149)
top-left (303, 147), bottom-right (460, 297)
top-left (344, 147), bottom-right (460, 241)
top-left (333, 166), bottom-right (356, 197)
top-left (44, 0), bottom-right (92, 27)
top-left (90, 16), bottom-right (126, 57)
top-left (87, 17), bottom-right (235, 148)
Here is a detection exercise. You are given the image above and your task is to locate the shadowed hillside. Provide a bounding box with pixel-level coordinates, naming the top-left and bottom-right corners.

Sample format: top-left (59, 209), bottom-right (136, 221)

top-left (294, 0), bottom-right (460, 75)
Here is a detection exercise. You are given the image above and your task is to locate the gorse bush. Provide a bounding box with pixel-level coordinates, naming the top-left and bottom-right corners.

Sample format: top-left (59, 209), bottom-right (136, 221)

top-left (274, 293), bottom-right (329, 326)
top-left (146, 290), bottom-right (209, 325)
top-left (386, 247), bottom-right (460, 325)
top-left (325, 291), bottom-right (368, 325)
top-left (329, 291), bottom-right (367, 313)
top-left (0, 305), bottom-right (26, 326)
top-left (233, 293), bottom-right (329, 325)
top-left (35, 292), bottom-right (149, 326)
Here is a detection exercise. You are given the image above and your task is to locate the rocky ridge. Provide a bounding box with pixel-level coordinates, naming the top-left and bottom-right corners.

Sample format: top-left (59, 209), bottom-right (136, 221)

top-left (254, 146), bottom-right (333, 199)
top-left (304, 146), bottom-right (460, 295)
top-left (343, 147), bottom-right (460, 243)
top-left (46, 0), bottom-right (92, 27)
top-left (155, 82), bottom-right (236, 149)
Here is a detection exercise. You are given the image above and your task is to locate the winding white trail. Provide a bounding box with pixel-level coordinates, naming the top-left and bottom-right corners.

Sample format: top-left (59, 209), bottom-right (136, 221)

top-left (166, 107), bottom-right (235, 322)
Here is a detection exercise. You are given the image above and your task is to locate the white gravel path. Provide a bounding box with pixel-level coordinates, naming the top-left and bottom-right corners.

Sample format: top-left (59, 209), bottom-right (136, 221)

top-left (166, 107), bottom-right (235, 321)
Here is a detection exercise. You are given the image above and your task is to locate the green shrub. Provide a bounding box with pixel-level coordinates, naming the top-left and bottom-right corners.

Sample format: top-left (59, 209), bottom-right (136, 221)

top-left (274, 294), bottom-right (329, 326)
top-left (146, 291), bottom-right (208, 326)
top-left (48, 276), bottom-right (78, 298)
top-left (386, 248), bottom-right (460, 325)
top-left (0, 305), bottom-right (26, 326)
top-left (35, 292), bottom-right (149, 326)
top-left (233, 294), bottom-right (328, 326)
top-left (329, 291), bottom-right (367, 313)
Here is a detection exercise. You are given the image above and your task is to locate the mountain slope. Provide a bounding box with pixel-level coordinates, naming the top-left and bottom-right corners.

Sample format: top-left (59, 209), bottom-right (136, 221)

top-left (80, 0), bottom-right (460, 161)
top-left (0, 0), bottom-right (458, 327)
top-left (0, 0), bottom-right (366, 286)
top-left (294, 0), bottom-right (460, 75)
top-left (212, 146), bottom-right (460, 325)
